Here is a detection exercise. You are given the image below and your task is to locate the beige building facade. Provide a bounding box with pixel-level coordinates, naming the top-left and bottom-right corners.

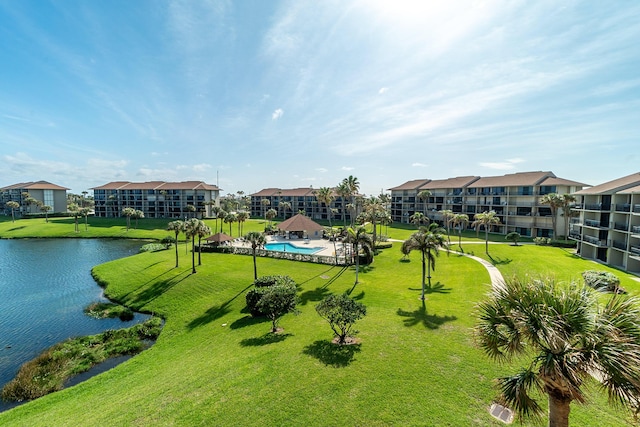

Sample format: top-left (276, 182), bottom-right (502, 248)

top-left (389, 171), bottom-right (586, 238)
top-left (570, 172), bottom-right (640, 275)
top-left (0, 181), bottom-right (69, 215)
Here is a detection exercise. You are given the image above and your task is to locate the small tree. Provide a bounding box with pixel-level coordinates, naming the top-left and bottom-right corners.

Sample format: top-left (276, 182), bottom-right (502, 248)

top-left (505, 232), bottom-right (521, 246)
top-left (582, 270), bottom-right (622, 293)
top-left (122, 207), bottom-right (135, 231)
top-left (316, 294), bottom-right (367, 345)
top-left (6, 201), bottom-right (20, 222)
top-left (161, 236), bottom-right (175, 249)
top-left (40, 204), bottom-right (52, 223)
top-left (255, 282), bottom-right (299, 333)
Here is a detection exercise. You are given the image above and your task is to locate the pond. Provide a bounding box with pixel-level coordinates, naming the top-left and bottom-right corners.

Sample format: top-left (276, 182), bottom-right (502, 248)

top-left (0, 238), bottom-right (149, 411)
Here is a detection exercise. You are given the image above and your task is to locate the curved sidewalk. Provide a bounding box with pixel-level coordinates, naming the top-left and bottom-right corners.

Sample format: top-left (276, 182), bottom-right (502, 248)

top-left (454, 251), bottom-right (506, 290)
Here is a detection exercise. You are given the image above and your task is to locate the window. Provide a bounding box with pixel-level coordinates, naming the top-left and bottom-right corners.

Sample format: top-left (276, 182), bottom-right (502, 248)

top-left (43, 190), bottom-right (54, 208)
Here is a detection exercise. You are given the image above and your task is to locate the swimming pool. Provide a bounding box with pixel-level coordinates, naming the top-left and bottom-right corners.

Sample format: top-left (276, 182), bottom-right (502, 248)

top-left (264, 242), bottom-right (324, 255)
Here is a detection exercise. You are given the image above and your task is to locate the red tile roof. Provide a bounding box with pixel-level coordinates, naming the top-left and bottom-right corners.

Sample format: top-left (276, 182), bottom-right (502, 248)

top-left (1, 180), bottom-right (69, 191)
top-left (91, 181), bottom-right (220, 191)
top-left (388, 179), bottom-right (431, 191)
top-left (420, 176), bottom-right (479, 190)
top-left (574, 172), bottom-right (640, 195)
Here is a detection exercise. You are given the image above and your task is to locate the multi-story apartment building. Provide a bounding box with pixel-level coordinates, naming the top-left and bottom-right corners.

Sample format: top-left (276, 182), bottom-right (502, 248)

top-left (390, 171), bottom-right (586, 238)
top-left (250, 187), bottom-right (355, 224)
top-left (92, 181), bottom-right (220, 219)
top-left (569, 172), bottom-right (640, 275)
top-left (0, 181), bottom-right (69, 215)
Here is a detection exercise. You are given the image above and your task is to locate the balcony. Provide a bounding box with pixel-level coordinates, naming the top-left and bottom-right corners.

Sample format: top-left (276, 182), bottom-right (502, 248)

top-left (612, 240), bottom-right (627, 250)
top-left (584, 219), bottom-right (602, 228)
top-left (613, 222), bottom-right (629, 232)
top-left (633, 225), bottom-right (640, 234)
top-left (569, 233), bottom-right (582, 241)
top-left (584, 203), bottom-right (611, 211)
top-left (615, 204), bottom-right (631, 212)
top-left (583, 235), bottom-right (607, 246)
top-left (631, 246), bottom-right (640, 256)
top-left (635, 205), bottom-right (640, 213)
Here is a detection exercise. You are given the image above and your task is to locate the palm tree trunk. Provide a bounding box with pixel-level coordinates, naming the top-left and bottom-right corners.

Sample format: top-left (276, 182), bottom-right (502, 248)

top-left (548, 395), bottom-right (571, 427)
top-left (354, 243), bottom-right (359, 284)
top-left (426, 249), bottom-right (432, 290)
top-left (252, 251), bottom-right (258, 280)
top-left (485, 229), bottom-right (489, 254)
top-left (174, 232), bottom-right (179, 268)
top-left (198, 236), bottom-right (202, 265)
top-left (191, 237), bottom-right (196, 274)
top-left (421, 250), bottom-right (426, 300)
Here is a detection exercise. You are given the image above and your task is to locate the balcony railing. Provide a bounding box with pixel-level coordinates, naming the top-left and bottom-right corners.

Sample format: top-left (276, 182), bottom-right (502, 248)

top-left (613, 223), bottom-right (629, 232)
top-left (584, 219), bottom-right (602, 227)
top-left (612, 240), bottom-right (627, 250)
top-left (615, 204), bottom-right (631, 212)
top-left (633, 225), bottom-right (640, 234)
top-left (569, 233), bottom-right (582, 241)
top-left (635, 205), bottom-right (640, 213)
top-left (631, 246), bottom-right (640, 256)
top-left (583, 235), bottom-right (607, 246)
top-left (584, 203), bottom-right (611, 211)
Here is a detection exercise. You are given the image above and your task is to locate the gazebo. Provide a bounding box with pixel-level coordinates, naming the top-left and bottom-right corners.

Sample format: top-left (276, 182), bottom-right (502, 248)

top-left (205, 232), bottom-right (233, 246)
top-left (277, 214), bottom-right (324, 239)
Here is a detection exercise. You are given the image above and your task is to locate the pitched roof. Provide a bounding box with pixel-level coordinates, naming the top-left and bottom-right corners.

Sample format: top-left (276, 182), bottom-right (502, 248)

top-left (277, 214), bottom-right (324, 232)
top-left (205, 232), bottom-right (233, 243)
top-left (574, 172), bottom-right (640, 195)
top-left (468, 171), bottom-right (555, 188)
top-left (388, 179), bottom-right (431, 191)
top-left (1, 180), bottom-right (69, 191)
top-left (250, 187), bottom-right (316, 197)
top-left (420, 176), bottom-right (480, 190)
top-left (619, 184), bottom-right (640, 194)
top-left (540, 177), bottom-right (589, 187)
top-left (91, 181), bottom-right (220, 191)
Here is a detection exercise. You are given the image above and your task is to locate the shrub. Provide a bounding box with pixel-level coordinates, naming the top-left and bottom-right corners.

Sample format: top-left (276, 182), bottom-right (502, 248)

top-left (533, 237), bottom-right (551, 246)
top-left (505, 232), bottom-right (521, 245)
top-left (246, 275), bottom-right (298, 317)
top-left (316, 293), bottom-right (366, 345)
top-left (582, 270), bottom-right (624, 293)
top-left (374, 241), bottom-right (393, 250)
top-left (139, 243), bottom-right (166, 253)
top-left (161, 236), bottom-right (175, 248)
top-left (255, 282), bottom-right (299, 332)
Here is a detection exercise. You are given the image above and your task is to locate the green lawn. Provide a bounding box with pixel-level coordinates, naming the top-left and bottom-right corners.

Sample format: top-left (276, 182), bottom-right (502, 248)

top-left (0, 220), bottom-right (638, 425)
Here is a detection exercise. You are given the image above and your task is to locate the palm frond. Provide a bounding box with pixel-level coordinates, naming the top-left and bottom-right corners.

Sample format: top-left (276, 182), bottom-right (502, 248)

top-left (496, 369), bottom-right (543, 421)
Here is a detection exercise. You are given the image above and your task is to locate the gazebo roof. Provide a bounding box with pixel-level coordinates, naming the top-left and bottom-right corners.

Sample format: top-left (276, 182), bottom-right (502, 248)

top-left (205, 232), bottom-right (233, 244)
top-left (277, 214), bottom-right (324, 232)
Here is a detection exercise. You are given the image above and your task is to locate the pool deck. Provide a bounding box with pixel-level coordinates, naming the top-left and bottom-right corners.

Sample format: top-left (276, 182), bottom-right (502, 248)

top-left (230, 234), bottom-right (344, 257)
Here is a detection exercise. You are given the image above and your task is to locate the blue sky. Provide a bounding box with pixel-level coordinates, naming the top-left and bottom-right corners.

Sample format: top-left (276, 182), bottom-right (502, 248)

top-left (1, 0), bottom-right (639, 196)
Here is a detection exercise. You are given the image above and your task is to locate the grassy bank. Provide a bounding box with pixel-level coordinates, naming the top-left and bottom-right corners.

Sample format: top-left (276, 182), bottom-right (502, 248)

top-left (1, 235), bottom-right (637, 425)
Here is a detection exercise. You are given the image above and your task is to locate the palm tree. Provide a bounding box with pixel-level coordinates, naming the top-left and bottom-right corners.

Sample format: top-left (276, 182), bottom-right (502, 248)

top-left (236, 211), bottom-right (249, 235)
top-left (265, 208), bottom-right (277, 228)
top-left (68, 203), bottom-right (80, 232)
top-left (279, 201), bottom-right (291, 219)
top-left (6, 201), bottom-right (19, 222)
top-left (160, 190), bottom-right (168, 218)
top-left (418, 189), bottom-right (432, 217)
top-left (402, 223), bottom-right (448, 300)
top-left (540, 193), bottom-right (562, 240)
top-left (216, 208), bottom-right (227, 233)
top-left (336, 180), bottom-right (351, 227)
top-left (79, 207), bottom-right (91, 231)
top-left (476, 276), bottom-right (640, 427)
top-left (245, 231), bottom-right (267, 280)
top-left (167, 220), bottom-right (184, 268)
top-left (195, 220), bottom-right (211, 266)
top-left (185, 204), bottom-right (196, 219)
top-left (132, 209), bottom-right (144, 229)
top-left (343, 226), bottom-right (373, 284)
top-left (224, 212), bottom-right (237, 236)
top-left (183, 218), bottom-right (200, 274)
top-left (439, 209), bottom-right (454, 244)
top-left (452, 213), bottom-right (469, 249)
top-left (122, 207), bottom-right (135, 231)
top-left (261, 198), bottom-right (271, 223)
top-left (363, 196), bottom-right (385, 247)
top-left (316, 186), bottom-right (335, 227)
top-left (472, 211), bottom-right (501, 255)
top-left (107, 194), bottom-right (117, 217)
top-left (409, 212), bottom-right (428, 228)
top-left (343, 175), bottom-right (360, 226)
top-left (40, 204), bottom-right (52, 223)
top-left (559, 193), bottom-right (577, 240)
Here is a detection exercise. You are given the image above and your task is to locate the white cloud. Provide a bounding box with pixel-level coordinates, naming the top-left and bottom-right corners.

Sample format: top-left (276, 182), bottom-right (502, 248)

top-left (272, 108), bottom-right (284, 120)
top-left (341, 166), bottom-right (354, 171)
top-left (315, 167), bottom-right (328, 173)
top-left (378, 87), bottom-right (389, 94)
top-left (192, 163), bottom-right (212, 172)
top-left (412, 162), bottom-right (428, 167)
top-left (479, 158), bottom-right (525, 170)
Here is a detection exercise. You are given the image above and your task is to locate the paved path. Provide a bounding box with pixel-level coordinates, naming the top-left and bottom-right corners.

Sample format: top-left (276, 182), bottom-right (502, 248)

top-left (390, 238), bottom-right (506, 290)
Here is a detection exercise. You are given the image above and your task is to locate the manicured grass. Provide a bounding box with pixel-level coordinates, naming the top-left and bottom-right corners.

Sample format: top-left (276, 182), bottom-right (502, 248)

top-left (0, 237), bottom-right (632, 425)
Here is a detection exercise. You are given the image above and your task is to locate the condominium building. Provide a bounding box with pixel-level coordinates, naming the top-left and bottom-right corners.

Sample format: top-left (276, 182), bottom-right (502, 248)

top-left (570, 172), bottom-right (640, 275)
top-left (250, 187), bottom-right (355, 224)
top-left (92, 181), bottom-right (221, 219)
top-left (389, 171), bottom-right (586, 238)
top-left (0, 181), bottom-right (69, 215)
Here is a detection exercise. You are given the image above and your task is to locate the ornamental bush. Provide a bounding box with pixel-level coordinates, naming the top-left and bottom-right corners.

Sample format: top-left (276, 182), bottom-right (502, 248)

top-left (316, 293), bottom-right (367, 345)
top-left (246, 275), bottom-right (298, 317)
top-left (582, 270), bottom-right (623, 293)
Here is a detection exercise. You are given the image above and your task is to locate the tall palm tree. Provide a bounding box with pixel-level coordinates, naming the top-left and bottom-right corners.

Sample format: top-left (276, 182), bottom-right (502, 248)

top-left (185, 204), bottom-right (196, 219)
top-left (409, 212), bottom-right (428, 228)
top-left (236, 211), bottom-right (249, 235)
top-left (540, 193), bottom-right (562, 240)
top-left (343, 226), bottom-right (373, 284)
top-left (217, 208), bottom-right (227, 233)
top-left (245, 231), bottom-right (267, 280)
top-left (418, 189), bottom-right (432, 217)
top-left (336, 180), bottom-right (351, 227)
top-left (472, 211), bottom-right (501, 255)
top-left (6, 201), bottom-right (19, 222)
top-left (363, 196), bottom-right (385, 247)
top-left (266, 208), bottom-right (277, 228)
top-left (68, 203), bottom-right (80, 232)
top-left (343, 176), bottom-right (360, 227)
top-left (279, 201), bottom-right (291, 219)
top-left (439, 209), bottom-right (455, 244)
top-left (183, 218), bottom-right (200, 274)
top-left (402, 223), bottom-right (448, 300)
top-left (316, 186), bottom-right (335, 227)
top-left (224, 212), bottom-right (237, 236)
top-left (195, 220), bottom-right (211, 266)
top-left (167, 220), bottom-right (184, 268)
top-left (122, 207), bottom-right (135, 231)
top-left (80, 207), bottom-right (91, 231)
top-left (476, 276), bottom-right (640, 427)
top-left (452, 213), bottom-right (469, 249)
top-left (159, 190), bottom-right (168, 218)
top-left (261, 198), bottom-right (271, 223)
top-left (559, 193), bottom-right (577, 240)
